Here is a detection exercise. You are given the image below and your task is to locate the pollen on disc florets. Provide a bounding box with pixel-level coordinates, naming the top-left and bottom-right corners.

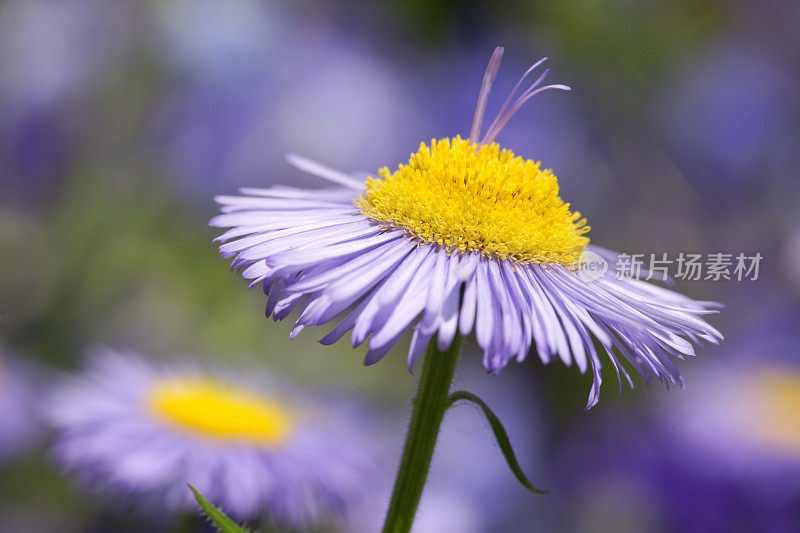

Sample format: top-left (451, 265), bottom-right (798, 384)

top-left (357, 136), bottom-right (590, 265)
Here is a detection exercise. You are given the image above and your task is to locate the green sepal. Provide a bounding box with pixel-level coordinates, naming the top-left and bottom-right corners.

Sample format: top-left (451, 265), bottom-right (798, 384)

top-left (188, 484), bottom-right (251, 533)
top-left (446, 390), bottom-right (548, 494)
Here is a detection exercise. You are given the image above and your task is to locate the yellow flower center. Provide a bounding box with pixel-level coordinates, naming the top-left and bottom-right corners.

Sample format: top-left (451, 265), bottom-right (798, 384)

top-left (748, 369), bottom-right (800, 454)
top-left (357, 137), bottom-right (590, 265)
top-left (147, 378), bottom-right (293, 446)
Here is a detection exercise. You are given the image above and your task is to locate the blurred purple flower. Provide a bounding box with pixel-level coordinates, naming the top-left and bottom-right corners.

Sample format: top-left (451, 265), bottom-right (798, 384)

top-left (155, 14), bottom-right (420, 200)
top-left (663, 360), bottom-right (800, 494)
top-left (557, 312), bottom-right (800, 531)
top-left (0, 0), bottom-right (133, 200)
top-left (157, 82), bottom-right (277, 199)
top-left (0, 110), bottom-right (67, 200)
top-left (0, 0), bottom-right (131, 109)
top-left (556, 415), bottom-right (799, 533)
top-left (658, 307), bottom-right (800, 497)
top-left (42, 349), bottom-right (375, 525)
top-left (151, 0), bottom-right (283, 83)
top-left (0, 352), bottom-right (41, 461)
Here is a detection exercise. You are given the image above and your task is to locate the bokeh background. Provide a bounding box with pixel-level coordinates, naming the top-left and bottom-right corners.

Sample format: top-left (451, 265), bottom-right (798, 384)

top-left (1, 0), bottom-right (799, 531)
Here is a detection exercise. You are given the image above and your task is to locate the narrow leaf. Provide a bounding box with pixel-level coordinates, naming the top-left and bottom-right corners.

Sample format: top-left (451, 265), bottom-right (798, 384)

top-left (446, 390), bottom-right (548, 494)
top-left (188, 484), bottom-right (251, 533)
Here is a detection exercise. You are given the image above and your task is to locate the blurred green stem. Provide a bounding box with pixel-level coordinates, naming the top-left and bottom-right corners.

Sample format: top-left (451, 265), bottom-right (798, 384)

top-left (382, 335), bottom-right (462, 533)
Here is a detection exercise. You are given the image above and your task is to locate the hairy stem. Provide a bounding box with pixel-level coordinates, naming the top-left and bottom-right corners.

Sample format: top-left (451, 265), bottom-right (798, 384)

top-left (382, 335), bottom-right (462, 533)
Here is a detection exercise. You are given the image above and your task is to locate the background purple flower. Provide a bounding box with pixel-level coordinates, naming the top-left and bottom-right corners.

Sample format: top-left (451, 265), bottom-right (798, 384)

top-left (43, 349), bottom-right (377, 526)
top-left (0, 0), bottom-right (134, 203)
top-left (0, 352), bottom-right (41, 461)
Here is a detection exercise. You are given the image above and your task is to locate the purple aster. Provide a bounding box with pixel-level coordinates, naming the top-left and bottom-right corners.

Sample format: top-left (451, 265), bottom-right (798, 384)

top-left (555, 415), bottom-right (800, 533)
top-left (42, 349), bottom-right (375, 526)
top-left (211, 47), bottom-right (722, 408)
top-left (0, 0), bottom-right (133, 201)
top-left (663, 360), bottom-right (800, 491)
top-left (556, 339), bottom-right (800, 532)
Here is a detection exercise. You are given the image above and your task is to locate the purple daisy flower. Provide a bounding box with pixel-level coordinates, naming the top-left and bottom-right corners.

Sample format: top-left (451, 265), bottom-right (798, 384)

top-left (42, 349), bottom-right (374, 526)
top-left (211, 47), bottom-right (722, 408)
top-left (664, 360), bottom-right (800, 490)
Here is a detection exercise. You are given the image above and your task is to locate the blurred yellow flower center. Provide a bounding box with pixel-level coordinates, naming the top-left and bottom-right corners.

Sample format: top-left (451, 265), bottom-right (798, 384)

top-left (357, 137), bottom-right (590, 265)
top-left (148, 378), bottom-right (292, 446)
top-left (750, 370), bottom-right (800, 454)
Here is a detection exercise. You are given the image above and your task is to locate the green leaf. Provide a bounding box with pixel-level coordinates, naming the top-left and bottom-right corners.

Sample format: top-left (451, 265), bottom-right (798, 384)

top-left (446, 390), bottom-right (548, 494)
top-left (188, 484), bottom-right (251, 533)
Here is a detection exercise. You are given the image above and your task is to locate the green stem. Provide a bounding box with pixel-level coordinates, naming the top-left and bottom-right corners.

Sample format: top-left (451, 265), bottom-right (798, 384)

top-left (382, 335), bottom-right (462, 533)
